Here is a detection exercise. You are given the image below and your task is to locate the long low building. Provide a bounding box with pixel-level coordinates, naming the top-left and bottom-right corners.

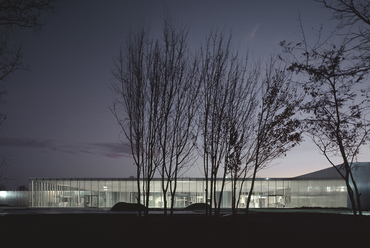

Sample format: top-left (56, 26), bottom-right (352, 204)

top-left (28, 162), bottom-right (370, 209)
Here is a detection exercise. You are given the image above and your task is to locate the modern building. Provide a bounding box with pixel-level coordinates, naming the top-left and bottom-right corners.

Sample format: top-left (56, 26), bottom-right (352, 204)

top-left (28, 162), bottom-right (370, 209)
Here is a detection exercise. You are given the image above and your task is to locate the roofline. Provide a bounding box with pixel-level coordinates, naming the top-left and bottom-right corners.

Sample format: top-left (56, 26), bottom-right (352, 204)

top-left (28, 177), bottom-right (342, 182)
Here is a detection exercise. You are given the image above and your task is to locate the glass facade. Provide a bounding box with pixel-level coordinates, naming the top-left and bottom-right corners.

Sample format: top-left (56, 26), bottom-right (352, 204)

top-left (0, 191), bottom-right (29, 207)
top-left (29, 177), bottom-right (348, 208)
top-left (290, 179), bottom-right (347, 208)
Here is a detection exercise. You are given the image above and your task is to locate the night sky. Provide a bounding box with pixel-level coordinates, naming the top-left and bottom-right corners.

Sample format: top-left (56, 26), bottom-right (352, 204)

top-left (1, 0), bottom-right (369, 189)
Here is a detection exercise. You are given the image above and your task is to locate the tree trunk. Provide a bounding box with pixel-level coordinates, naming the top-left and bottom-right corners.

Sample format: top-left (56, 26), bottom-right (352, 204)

top-left (144, 178), bottom-right (150, 216)
top-left (216, 165), bottom-right (227, 215)
top-left (246, 159), bottom-right (258, 215)
top-left (215, 180), bottom-right (223, 216)
top-left (162, 179), bottom-right (168, 217)
top-left (136, 172), bottom-right (141, 217)
top-left (204, 176), bottom-right (209, 216)
top-left (345, 175), bottom-right (357, 216)
top-left (210, 171), bottom-right (214, 216)
top-left (349, 169), bottom-right (362, 216)
top-left (231, 177), bottom-right (237, 215)
top-left (170, 179), bottom-right (178, 216)
top-left (236, 178), bottom-right (246, 215)
top-left (338, 137), bottom-right (362, 216)
top-left (170, 192), bottom-right (175, 215)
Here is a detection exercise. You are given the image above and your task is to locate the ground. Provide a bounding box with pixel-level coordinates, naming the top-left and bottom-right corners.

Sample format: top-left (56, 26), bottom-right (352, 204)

top-left (1, 208), bottom-right (369, 247)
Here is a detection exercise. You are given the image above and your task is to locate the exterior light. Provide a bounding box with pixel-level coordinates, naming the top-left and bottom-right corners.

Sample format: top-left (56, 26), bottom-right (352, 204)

top-left (0, 191), bottom-right (6, 198)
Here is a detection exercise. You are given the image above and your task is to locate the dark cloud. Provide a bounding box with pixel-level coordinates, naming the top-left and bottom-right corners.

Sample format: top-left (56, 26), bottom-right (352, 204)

top-left (0, 136), bottom-right (54, 149)
top-left (0, 136), bottom-right (131, 158)
top-left (84, 142), bottom-right (132, 158)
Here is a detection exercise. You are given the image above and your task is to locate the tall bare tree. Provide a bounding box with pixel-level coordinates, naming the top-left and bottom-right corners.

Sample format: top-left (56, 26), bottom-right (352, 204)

top-left (223, 62), bottom-right (259, 216)
top-left (280, 1), bottom-right (370, 217)
top-left (155, 20), bottom-right (200, 216)
top-left (111, 29), bottom-right (162, 215)
top-left (197, 30), bottom-right (260, 216)
top-left (112, 20), bottom-right (200, 216)
top-left (198, 30), bottom-right (230, 216)
top-left (282, 41), bottom-right (369, 216)
top-left (245, 57), bottom-right (302, 214)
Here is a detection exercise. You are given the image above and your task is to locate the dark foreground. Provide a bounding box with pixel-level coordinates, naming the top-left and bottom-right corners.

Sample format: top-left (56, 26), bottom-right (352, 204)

top-left (1, 210), bottom-right (369, 247)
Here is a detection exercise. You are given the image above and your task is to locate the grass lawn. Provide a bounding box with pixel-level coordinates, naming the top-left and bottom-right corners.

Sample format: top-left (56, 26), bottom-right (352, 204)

top-left (1, 208), bottom-right (369, 247)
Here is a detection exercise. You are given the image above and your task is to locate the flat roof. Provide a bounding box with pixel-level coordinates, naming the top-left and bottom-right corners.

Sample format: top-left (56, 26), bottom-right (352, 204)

top-left (29, 176), bottom-right (339, 182)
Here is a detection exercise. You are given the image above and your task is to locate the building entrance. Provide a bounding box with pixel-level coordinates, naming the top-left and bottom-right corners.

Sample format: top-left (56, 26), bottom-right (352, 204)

top-left (84, 195), bottom-right (98, 208)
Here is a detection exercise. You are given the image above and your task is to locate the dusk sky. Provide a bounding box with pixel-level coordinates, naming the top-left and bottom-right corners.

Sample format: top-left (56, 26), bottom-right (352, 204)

top-left (1, 0), bottom-right (369, 188)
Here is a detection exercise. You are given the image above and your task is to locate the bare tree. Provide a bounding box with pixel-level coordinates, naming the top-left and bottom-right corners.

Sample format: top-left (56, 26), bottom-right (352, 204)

top-left (280, 3), bottom-right (370, 217)
top-left (283, 41), bottom-right (369, 216)
top-left (112, 20), bottom-right (200, 216)
top-left (197, 30), bottom-right (261, 216)
top-left (0, 0), bottom-right (56, 83)
top-left (111, 29), bottom-right (162, 215)
top-left (316, 0), bottom-right (370, 29)
top-left (223, 63), bottom-right (259, 216)
top-left (0, 0), bottom-right (56, 128)
top-left (0, 0), bottom-right (56, 180)
top-left (198, 30), bottom-right (231, 216)
top-left (245, 57), bottom-right (302, 214)
top-left (0, 0), bottom-right (56, 127)
top-left (155, 20), bottom-right (200, 216)
top-left (316, 0), bottom-right (370, 71)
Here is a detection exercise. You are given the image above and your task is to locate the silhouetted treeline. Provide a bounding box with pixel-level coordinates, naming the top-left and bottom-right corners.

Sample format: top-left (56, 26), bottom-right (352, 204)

top-left (111, 20), bottom-right (302, 216)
